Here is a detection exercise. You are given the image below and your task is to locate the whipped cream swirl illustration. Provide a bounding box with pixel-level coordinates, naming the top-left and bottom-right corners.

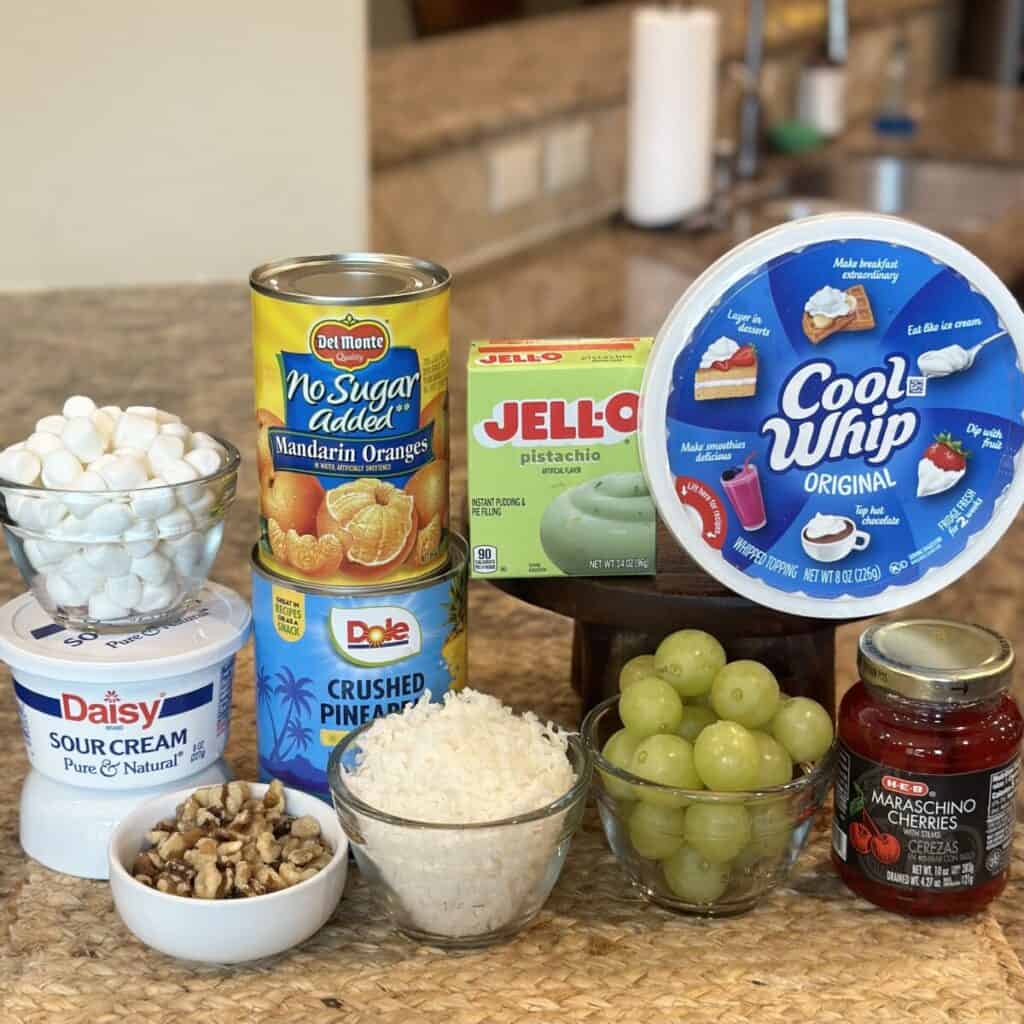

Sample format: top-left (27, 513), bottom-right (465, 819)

top-left (917, 459), bottom-right (965, 498)
top-left (803, 513), bottom-right (848, 540)
top-left (804, 286), bottom-right (855, 320)
top-left (917, 344), bottom-right (976, 379)
top-left (699, 336), bottom-right (740, 369)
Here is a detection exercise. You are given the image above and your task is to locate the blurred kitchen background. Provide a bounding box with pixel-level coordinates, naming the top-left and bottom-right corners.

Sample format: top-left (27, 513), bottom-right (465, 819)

top-left (1, 0), bottom-right (1022, 291)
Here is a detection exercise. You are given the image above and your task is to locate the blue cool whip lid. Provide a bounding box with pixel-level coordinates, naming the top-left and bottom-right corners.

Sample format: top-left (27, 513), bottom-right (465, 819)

top-left (640, 213), bottom-right (1024, 618)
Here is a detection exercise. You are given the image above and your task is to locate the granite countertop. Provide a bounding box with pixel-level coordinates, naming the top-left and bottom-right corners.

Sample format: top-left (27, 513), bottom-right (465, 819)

top-left (370, 0), bottom-right (946, 167)
top-left (2, 78), bottom-right (1024, 1021)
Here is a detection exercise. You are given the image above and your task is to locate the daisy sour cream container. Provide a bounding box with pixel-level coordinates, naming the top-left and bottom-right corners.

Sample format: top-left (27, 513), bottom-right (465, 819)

top-left (640, 213), bottom-right (1024, 618)
top-left (0, 582), bottom-right (250, 876)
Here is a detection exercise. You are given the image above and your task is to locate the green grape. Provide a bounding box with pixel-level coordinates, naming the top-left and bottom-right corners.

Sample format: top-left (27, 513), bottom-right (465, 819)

top-left (751, 731), bottom-right (793, 787)
top-left (630, 734), bottom-right (702, 807)
top-left (662, 846), bottom-right (730, 904)
top-left (683, 802), bottom-right (751, 863)
top-left (628, 802), bottom-right (686, 860)
top-left (618, 676), bottom-right (684, 738)
top-left (619, 654), bottom-right (656, 691)
top-left (600, 728), bottom-right (642, 802)
top-left (654, 629), bottom-right (726, 698)
top-left (709, 660), bottom-right (780, 729)
top-left (687, 690), bottom-right (714, 707)
top-left (770, 696), bottom-right (834, 763)
top-left (743, 797), bottom-right (793, 861)
top-left (693, 721), bottom-right (761, 791)
top-left (677, 703), bottom-right (717, 743)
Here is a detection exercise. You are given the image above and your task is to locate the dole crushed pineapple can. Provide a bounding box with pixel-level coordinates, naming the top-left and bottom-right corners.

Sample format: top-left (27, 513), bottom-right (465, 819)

top-left (251, 253), bottom-right (451, 587)
top-left (251, 534), bottom-right (467, 800)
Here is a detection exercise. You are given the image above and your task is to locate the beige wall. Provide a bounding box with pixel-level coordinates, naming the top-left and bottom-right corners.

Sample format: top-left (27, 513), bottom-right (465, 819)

top-left (1, 1), bottom-right (368, 290)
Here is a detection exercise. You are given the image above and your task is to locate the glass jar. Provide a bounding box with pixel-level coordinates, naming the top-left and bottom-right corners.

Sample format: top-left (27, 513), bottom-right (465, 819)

top-left (832, 619), bottom-right (1022, 916)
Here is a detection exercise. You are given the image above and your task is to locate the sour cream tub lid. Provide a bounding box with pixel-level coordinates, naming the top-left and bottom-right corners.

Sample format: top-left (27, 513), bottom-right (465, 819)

top-left (0, 583), bottom-right (252, 682)
top-left (640, 213), bottom-right (1024, 619)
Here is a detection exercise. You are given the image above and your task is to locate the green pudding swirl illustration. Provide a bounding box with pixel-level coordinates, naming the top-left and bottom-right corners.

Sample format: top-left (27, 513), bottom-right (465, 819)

top-left (540, 472), bottom-right (655, 574)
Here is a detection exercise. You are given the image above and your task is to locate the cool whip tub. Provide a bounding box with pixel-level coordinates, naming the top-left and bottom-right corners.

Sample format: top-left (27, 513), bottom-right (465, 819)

top-left (0, 582), bottom-right (251, 877)
top-left (640, 213), bottom-right (1024, 618)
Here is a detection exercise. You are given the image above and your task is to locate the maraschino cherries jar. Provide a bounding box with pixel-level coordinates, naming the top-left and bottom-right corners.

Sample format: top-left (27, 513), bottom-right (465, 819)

top-left (832, 619), bottom-right (1022, 916)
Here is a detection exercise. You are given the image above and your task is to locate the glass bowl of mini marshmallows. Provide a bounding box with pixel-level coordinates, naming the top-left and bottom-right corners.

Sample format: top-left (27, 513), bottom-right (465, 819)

top-left (0, 396), bottom-right (239, 631)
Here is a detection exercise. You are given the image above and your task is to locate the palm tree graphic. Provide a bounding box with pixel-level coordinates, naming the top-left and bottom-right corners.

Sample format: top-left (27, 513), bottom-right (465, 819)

top-left (255, 664), bottom-right (281, 757)
top-left (280, 719), bottom-right (315, 762)
top-left (268, 667), bottom-right (315, 763)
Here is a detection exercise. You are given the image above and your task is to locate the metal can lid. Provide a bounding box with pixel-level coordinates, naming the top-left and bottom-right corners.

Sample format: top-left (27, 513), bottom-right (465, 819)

top-left (858, 619), bottom-right (1014, 704)
top-left (249, 253), bottom-right (451, 306)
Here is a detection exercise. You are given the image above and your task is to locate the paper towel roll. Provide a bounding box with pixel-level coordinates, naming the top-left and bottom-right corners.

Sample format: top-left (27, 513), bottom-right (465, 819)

top-left (625, 6), bottom-right (719, 228)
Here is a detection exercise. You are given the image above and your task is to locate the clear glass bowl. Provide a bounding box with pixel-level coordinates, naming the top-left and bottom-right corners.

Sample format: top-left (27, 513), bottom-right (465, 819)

top-left (0, 437), bottom-right (239, 631)
top-left (327, 722), bottom-right (592, 948)
top-left (582, 696), bottom-right (836, 917)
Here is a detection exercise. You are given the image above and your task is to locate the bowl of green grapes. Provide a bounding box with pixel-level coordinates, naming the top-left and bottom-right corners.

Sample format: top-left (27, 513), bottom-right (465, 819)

top-left (581, 628), bottom-right (836, 916)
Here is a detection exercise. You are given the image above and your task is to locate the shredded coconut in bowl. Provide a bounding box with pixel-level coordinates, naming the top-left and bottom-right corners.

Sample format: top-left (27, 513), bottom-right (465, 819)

top-left (336, 689), bottom-right (582, 941)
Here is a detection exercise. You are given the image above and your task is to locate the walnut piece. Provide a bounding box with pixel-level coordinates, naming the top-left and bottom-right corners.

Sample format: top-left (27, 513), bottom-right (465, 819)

top-left (131, 779), bottom-right (332, 900)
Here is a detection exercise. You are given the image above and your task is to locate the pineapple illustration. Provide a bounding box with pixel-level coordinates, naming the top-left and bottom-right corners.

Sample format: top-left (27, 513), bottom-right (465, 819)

top-left (442, 567), bottom-right (467, 690)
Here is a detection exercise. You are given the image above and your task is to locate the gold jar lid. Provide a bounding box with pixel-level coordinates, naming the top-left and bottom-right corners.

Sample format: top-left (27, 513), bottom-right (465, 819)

top-left (858, 619), bottom-right (1014, 704)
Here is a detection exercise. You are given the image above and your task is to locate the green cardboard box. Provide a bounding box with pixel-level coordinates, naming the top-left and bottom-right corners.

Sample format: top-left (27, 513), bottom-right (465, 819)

top-left (467, 338), bottom-right (656, 579)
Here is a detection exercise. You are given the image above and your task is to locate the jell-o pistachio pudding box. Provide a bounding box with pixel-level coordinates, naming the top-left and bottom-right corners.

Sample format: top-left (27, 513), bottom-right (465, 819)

top-left (467, 338), bottom-right (655, 579)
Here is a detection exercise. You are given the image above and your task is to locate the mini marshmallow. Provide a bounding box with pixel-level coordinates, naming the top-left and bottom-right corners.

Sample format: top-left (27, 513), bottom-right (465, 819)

top-left (131, 478), bottom-right (177, 520)
top-left (87, 592), bottom-right (130, 622)
top-left (0, 448), bottom-right (42, 485)
top-left (24, 538), bottom-right (75, 569)
top-left (164, 531), bottom-right (205, 577)
top-left (12, 494), bottom-right (68, 531)
top-left (155, 409), bottom-right (182, 425)
top-left (88, 453), bottom-right (117, 473)
top-left (46, 571), bottom-right (90, 608)
top-left (122, 520), bottom-right (159, 556)
top-left (58, 515), bottom-right (92, 539)
top-left (147, 435), bottom-right (185, 476)
top-left (185, 447), bottom-right (223, 479)
top-left (85, 500), bottom-right (135, 538)
top-left (184, 486), bottom-right (216, 519)
top-left (189, 432), bottom-right (226, 454)
top-left (25, 431), bottom-right (65, 457)
top-left (161, 459), bottom-right (199, 485)
top-left (160, 422), bottom-right (191, 443)
top-left (62, 416), bottom-right (106, 463)
top-left (105, 573), bottom-right (143, 609)
top-left (91, 410), bottom-right (116, 443)
top-left (4, 442), bottom-right (25, 451)
top-left (98, 455), bottom-right (148, 490)
top-left (59, 552), bottom-right (105, 598)
top-left (131, 550), bottom-right (172, 584)
top-left (98, 405), bottom-right (122, 420)
top-left (126, 405), bottom-right (159, 419)
top-left (83, 542), bottom-right (133, 576)
top-left (113, 413), bottom-right (159, 451)
top-left (35, 414), bottom-right (67, 436)
top-left (41, 450), bottom-right (82, 489)
top-left (156, 505), bottom-right (193, 538)
top-left (135, 579), bottom-right (180, 613)
top-left (113, 446), bottom-right (148, 461)
top-left (63, 470), bottom-right (108, 519)
top-left (62, 395), bottom-right (97, 419)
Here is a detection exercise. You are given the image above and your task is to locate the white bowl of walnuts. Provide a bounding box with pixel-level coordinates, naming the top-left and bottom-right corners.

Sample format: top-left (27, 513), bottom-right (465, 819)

top-left (108, 779), bottom-right (348, 963)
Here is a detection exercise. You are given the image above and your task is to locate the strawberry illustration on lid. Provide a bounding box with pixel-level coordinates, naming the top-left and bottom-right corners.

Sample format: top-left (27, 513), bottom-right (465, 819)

top-left (918, 432), bottom-right (969, 498)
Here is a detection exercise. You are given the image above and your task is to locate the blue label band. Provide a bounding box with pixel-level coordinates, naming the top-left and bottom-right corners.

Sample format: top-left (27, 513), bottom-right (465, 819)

top-left (13, 679), bottom-right (213, 720)
top-left (269, 424), bottom-right (434, 479)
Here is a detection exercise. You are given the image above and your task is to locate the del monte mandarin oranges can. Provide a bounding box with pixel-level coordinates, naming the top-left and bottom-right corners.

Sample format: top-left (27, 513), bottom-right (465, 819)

top-left (250, 254), bottom-right (451, 587)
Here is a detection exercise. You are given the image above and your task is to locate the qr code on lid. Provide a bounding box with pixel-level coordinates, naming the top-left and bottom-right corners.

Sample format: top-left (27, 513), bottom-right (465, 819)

top-left (906, 375), bottom-right (927, 397)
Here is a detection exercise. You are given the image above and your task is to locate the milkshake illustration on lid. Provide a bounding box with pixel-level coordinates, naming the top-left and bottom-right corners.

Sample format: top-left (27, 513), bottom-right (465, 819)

top-left (640, 214), bottom-right (1024, 618)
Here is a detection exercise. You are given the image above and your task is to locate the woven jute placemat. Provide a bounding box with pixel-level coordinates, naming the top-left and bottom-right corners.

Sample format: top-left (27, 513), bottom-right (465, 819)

top-left (3, 600), bottom-right (1024, 1024)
